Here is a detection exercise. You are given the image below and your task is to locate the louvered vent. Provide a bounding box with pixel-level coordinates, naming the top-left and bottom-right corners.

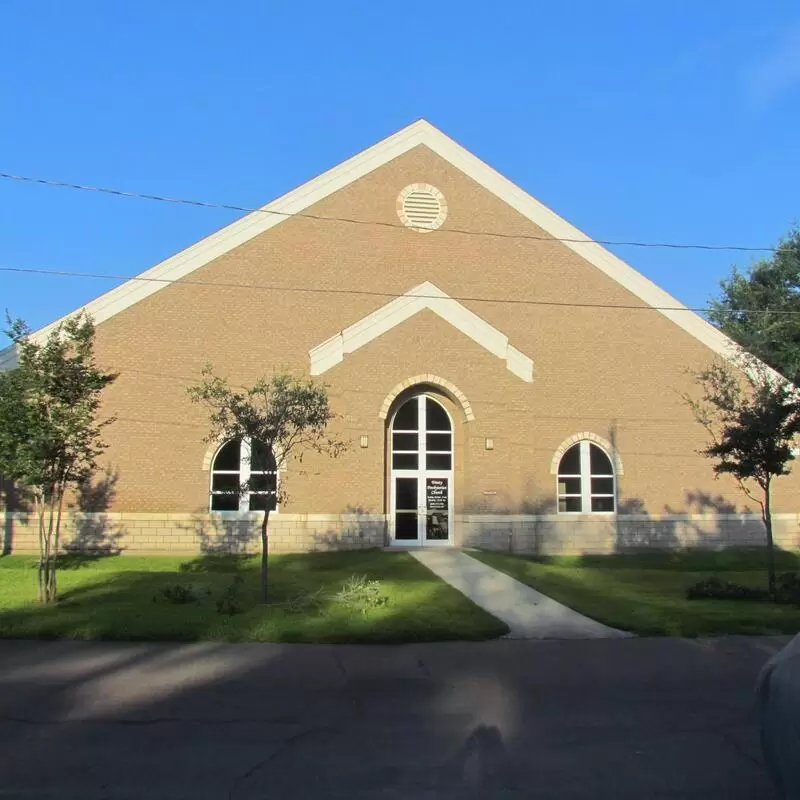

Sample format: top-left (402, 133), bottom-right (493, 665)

top-left (397, 184), bottom-right (447, 232)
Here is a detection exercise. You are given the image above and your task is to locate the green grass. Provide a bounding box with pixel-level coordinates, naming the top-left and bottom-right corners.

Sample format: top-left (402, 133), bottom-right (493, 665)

top-left (468, 548), bottom-right (800, 637)
top-left (0, 551), bottom-right (508, 643)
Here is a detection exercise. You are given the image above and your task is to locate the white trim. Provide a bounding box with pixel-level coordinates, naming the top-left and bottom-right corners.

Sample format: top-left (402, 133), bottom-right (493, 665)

top-left (309, 281), bottom-right (534, 381)
top-left (550, 432), bottom-right (624, 475)
top-left (389, 394), bottom-right (454, 547)
top-left (0, 118), bottom-right (742, 371)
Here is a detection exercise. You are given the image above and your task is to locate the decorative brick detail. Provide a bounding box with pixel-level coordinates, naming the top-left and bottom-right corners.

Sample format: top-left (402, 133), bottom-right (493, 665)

top-left (549, 432), bottom-right (624, 475)
top-left (378, 375), bottom-right (475, 421)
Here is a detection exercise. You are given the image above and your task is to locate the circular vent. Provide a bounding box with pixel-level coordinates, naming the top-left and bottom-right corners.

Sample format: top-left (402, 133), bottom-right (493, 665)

top-left (397, 184), bottom-right (447, 233)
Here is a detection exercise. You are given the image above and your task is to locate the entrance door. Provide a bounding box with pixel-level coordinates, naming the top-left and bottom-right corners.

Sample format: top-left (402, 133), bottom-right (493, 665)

top-left (390, 394), bottom-right (453, 546)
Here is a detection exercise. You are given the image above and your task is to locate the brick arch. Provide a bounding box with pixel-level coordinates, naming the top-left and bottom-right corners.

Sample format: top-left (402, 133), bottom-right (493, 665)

top-left (201, 438), bottom-right (226, 471)
top-left (549, 432), bottom-right (624, 475)
top-left (378, 375), bottom-right (475, 422)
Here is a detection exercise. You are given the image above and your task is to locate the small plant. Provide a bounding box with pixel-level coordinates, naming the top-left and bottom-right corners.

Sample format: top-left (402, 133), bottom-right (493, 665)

top-left (217, 575), bottom-right (245, 616)
top-left (332, 574), bottom-right (389, 614)
top-left (156, 583), bottom-right (207, 605)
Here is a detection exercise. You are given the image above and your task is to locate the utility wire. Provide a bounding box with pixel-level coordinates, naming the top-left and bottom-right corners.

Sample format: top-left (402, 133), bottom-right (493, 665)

top-left (0, 263), bottom-right (795, 315)
top-left (0, 170), bottom-right (778, 253)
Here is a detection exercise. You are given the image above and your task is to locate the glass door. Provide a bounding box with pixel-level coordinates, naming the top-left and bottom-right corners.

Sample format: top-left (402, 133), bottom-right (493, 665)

top-left (390, 394), bottom-right (453, 546)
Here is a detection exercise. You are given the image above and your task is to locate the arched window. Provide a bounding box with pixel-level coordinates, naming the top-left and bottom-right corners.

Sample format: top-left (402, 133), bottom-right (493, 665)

top-left (557, 441), bottom-right (615, 513)
top-left (209, 438), bottom-right (277, 512)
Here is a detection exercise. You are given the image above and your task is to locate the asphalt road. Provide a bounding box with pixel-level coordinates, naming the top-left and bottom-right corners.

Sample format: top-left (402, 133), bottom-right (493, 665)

top-left (0, 636), bottom-right (789, 799)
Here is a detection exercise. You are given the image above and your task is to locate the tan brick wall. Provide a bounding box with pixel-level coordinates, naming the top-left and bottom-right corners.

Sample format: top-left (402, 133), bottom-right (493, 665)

top-left (4, 144), bottom-right (800, 532)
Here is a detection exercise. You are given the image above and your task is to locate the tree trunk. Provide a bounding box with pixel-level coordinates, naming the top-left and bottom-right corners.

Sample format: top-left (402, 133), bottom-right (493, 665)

top-left (50, 485), bottom-right (66, 602)
top-left (34, 493), bottom-right (46, 604)
top-left (763, 482), bottom-right (777, 601)
top-left (260, 508), bottom-right (271, 604)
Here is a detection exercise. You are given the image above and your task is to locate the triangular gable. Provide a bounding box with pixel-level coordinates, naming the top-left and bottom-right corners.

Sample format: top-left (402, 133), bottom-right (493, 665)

top-left (309, 281), bottom-right (534, 381)
top-left (0, 119), bottom-right (739, 370)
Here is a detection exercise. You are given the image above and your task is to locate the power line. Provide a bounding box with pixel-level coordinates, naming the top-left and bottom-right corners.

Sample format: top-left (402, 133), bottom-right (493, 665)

top-left (1, 263), bottom-right (797, 316)
top-left (0, 170), bottom-right (778, 253)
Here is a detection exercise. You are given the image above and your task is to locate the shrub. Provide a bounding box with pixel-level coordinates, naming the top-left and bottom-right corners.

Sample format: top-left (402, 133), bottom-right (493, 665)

top-left (333, 575), bottom-right (389, 614)
top-left (216, 575), bottom-right (245, 616)
top-left (156, 583), bottom-right (208, 605)
top-left (686, 577), bottom-right (768, 601)
top-left (775, 572), bottom-right (800, 606)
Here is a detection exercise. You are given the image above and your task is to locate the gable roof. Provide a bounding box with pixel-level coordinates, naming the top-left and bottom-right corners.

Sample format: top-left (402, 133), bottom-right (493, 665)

top-left (309, 281), bottom-right (534, 381)
top-left (0, 119), bottom-right (739, 370)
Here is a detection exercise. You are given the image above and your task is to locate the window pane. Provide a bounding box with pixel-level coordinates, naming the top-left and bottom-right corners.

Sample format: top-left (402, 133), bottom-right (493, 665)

top-left (211, 493), bottom-right (240, 511)
top-left (427, 453), bottom-right (452, 470)
top-left (426, 433), bottom-right (451, 452)
top-left (394, 398), bottom-right (418, 431)
top-left (212, 473), bottom-right (240, 493)
top-left (558, 477), bottom-right (581, 495)
top-left (559, 496), bottom-right (582, 513)
top-left (250, 440), bottom-right (276, 472)
top-left (590, 444), bottom-right (613, 475)
top-left (393, 453), bottom-right (418, 470)
top-left (426, 511), bottom-right (449, 540)
top-left (558, 444), bottom-right (581, 476)
top-left (249, 473), bottom-right (277, 492)
top-left (213, 439), bottom-right (240, 471)
top-left (395, 512), bottom-right (418, 540)
top-left (591, 477), bottom-right (614, 495)
top-left (392, 433), bottom-right (418, 452)
top-left (249, 493), bottom-right (277, 511)
top-left (395, 478), bottom-right (418, 510)
top-left (591, 496), bottom-right (615, 513)
top-left (426, 398), bottom-right (451, 431)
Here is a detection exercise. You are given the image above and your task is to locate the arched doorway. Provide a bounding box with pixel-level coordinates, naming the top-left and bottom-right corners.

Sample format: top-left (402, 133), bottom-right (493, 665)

top-left (389, 393), bottom-right (453, 546)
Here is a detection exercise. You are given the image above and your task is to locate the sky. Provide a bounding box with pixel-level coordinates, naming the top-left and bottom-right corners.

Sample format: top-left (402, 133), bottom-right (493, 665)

top-left (1, 1), bottom-right (799, 331)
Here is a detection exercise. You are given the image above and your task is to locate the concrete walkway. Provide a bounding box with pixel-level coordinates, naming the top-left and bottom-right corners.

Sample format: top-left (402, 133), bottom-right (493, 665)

top-left (412, 549), bottom-right (632, 639)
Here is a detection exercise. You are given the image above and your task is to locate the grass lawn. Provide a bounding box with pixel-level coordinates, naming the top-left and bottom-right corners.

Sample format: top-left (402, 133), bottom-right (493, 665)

top-left (0, 550), bottom-right (508, 644)
top-left (469, 548), bottom-right (800, 637)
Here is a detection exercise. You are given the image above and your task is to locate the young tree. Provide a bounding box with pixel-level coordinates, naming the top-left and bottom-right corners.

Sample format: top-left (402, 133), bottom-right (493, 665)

top-left (708, 228), bottom-right (800, 380)
top-left (0, 314), bottom-right (116, 603)
top-left (684, 357), bottom-right (800, 598)
top-left (188, 368), bottom-right (348, 603)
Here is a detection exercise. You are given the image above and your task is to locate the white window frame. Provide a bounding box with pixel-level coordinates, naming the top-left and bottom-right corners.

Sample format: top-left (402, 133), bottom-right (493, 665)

top-left (209, 437), bottom-right (279, 514)
top-left (556, 440), bottom-right (616, 514)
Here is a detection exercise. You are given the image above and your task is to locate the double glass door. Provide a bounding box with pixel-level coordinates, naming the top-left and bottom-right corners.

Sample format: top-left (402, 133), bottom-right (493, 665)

top-left (390, 395), bottom-right (453, 546)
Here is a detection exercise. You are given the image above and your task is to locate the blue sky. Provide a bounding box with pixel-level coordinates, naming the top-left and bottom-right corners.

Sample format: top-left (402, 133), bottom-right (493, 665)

top-left (1, 1), bottom-right (799, 330)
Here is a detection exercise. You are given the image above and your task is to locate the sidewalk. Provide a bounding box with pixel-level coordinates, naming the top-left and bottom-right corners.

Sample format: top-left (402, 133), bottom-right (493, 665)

top-left (412, 549), bottom-right (632, 639)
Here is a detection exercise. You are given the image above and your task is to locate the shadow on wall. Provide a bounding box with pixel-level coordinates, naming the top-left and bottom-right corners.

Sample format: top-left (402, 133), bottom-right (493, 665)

top-left (64, 467), bottom-right (126, 558)
top-left (462, 482), bottom-right (766, 557)
top-left (2, 476), bottom-right (27, 556)
top-left (180, 504), bottom-right (386, 555)
top-left (616, 491), bottom-right (760, 553)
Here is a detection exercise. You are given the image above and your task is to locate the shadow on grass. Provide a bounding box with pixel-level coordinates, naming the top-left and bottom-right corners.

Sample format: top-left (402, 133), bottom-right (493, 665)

top-left (0, 550), bottom-right (507, 644)
top-left (519, 547), bottom-right (800, 572)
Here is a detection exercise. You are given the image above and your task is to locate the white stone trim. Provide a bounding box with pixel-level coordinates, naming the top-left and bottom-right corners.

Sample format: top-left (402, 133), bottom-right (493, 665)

top-left (0, 119), bottom-right (745, 372)
top-left (550, 432), bottom-right (624, 475)
top-left (378, 374), bottom-right (475, 421)
top-left (308, 281), bottom-right (534, 381)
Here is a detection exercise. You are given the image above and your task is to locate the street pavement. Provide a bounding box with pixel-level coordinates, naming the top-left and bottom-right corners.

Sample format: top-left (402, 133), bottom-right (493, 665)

top-left (0, 635), bottom-right (789, 799)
